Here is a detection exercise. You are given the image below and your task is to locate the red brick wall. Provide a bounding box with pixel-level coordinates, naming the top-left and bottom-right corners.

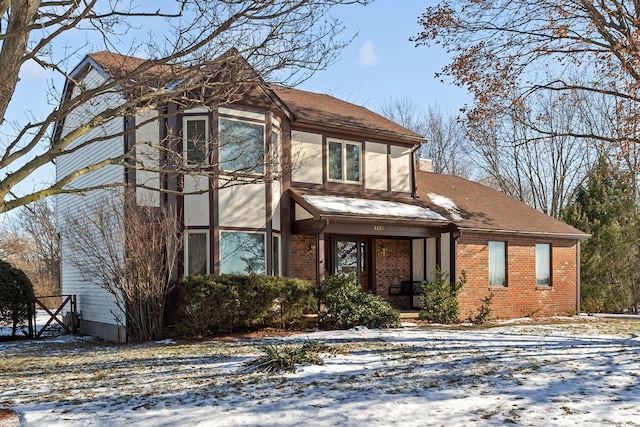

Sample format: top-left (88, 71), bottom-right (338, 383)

top-left (456, 231), bottom-right (578, 319)
top-left (375, 239), bottom-right (412, 309)
top-left (290, 235), bottom-right (316, 285)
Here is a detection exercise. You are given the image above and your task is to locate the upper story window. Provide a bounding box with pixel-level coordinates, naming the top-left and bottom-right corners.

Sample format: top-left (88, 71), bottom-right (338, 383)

top-left (328, 139), bottom-right (361, 183)
top-left (536, 243), bottom-right (551, 286)
top-left (219, 117), bottom-right (265, 174)
top-left (488, 241), bottom-right (506, 287)
top-left (183, 116), bottom-right (208, 166)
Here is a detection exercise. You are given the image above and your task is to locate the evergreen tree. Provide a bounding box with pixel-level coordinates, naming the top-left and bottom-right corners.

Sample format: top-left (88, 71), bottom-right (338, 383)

top-left (562, 157), bottom-right (640, 313)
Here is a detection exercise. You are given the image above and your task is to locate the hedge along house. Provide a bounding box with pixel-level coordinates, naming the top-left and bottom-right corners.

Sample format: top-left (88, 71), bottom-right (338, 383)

top-left (55, 51), bottom-right (588, 341)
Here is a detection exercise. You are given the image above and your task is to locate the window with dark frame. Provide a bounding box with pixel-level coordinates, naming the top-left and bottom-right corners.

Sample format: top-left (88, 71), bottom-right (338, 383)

top-left (328, 139), bottom-right (361, 183)
top-left (536, 243), bottom-right (551, 286)
top-left (488, 241), bottom-right (506, 287)
top-left (183, 117), bottom-right (208, 166)
top-left (185, 231), bottom-right (208, 276)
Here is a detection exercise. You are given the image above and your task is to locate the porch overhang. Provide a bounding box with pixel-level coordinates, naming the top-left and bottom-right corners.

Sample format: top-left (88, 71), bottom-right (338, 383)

top-left (290, 191), bottom-right (454, 238)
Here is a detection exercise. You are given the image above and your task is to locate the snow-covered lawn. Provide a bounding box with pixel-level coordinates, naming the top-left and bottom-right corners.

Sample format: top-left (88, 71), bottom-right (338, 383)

top-left (1, 318), bottom-right (640, 426)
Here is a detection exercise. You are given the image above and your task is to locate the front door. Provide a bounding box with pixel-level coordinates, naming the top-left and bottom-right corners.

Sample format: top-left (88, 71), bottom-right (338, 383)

top-left (334, 237), bottom-right (371, 292)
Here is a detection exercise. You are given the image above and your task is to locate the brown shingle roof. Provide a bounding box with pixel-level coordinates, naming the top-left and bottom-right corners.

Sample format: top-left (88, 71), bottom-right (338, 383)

top-left (415, 171), bottom-right (589, 239)
top-left (270, 85), bottom-right (424, 143)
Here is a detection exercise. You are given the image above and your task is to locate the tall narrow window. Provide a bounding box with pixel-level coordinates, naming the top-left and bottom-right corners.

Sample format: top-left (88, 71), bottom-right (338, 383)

top-left (536, 243), bottom-right (551, 286)
top-left (220, 231), bottom-right (266, 274)
top-left (327, 139), bottom-right (361, 183)
top-left (183, 117), bottom-right (208, 166)
top-left (219, 117), bottom-right (265, 173)
top-left (488, 241), bottom-right (506, 287)
top-left (185, 231), bottom-right (209, 276)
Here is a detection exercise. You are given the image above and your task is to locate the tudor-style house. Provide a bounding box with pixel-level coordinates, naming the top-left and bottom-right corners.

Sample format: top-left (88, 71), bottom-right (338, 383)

top-left (56, 51), bottom-right (588, 341)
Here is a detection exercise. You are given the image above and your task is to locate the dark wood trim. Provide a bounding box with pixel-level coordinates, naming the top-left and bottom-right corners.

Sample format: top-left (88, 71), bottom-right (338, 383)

top-left (386, 144), bottom-right (392, 193)
top-left (265, 112), bottom-right (273, 275)
top-left (292, 218), bottom-right (328, 235)
top-left (211, 108), bottom-right (220, 275)
top-left (322, 135), bottom-right (328, 185)
top-left (289, 122), bottom-right (422, 147)
top-left (280, 119), bottom-right (292, 277)
top-left (165, 102), bottom-right (183, 277)
top-left (123, 115), bottom-right (136, 186)
top-left (218, 226), bottom-right (268, 232)
top-left (289, 182), bottom-right (412, 198)
top-left (322, 222), bottom-right (443, 238)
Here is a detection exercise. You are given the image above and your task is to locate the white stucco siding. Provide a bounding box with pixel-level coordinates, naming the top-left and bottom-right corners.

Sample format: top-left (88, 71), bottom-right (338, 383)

top-left (218, 182), bottom-right (266, 228)
top-left (390, 145), bottom-right (412, 193)
top-left (271, 181), bottom-right (281, 231)
top-left (365, 142), bottom-right (388, 191)
top-left (135, 110), bottom-right (161, 207)
top-left (426, 237), bottom-right (437, 282)
top-left (291, 131), bottom-right (323, 184)
top-left (183, 175), bottom-right (210, 226)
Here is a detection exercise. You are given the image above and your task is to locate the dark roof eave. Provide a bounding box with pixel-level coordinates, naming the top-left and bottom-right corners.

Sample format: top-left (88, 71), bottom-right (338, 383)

top-left (292, 118), bottom-right (425, 145)
top-left (318, 213), bottom-right (451, 227)
top-left (457, 226), bottom-right (591, 241)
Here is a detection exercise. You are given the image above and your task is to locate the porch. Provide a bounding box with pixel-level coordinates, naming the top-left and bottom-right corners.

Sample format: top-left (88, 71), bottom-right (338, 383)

top-left (288, 191), bottom-right (458, 310)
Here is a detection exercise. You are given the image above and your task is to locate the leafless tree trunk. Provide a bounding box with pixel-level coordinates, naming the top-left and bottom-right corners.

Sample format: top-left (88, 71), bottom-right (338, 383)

top-left (379, 98), bottom-right (473, 177)
top-left (0, 0), bottom-right (370, 214)
top-left (0, 200), bottom-right (60, 302)
top-left (467, 90), bottom-right (599, 218)
top-left (65, 189), bottom-right (181, 342)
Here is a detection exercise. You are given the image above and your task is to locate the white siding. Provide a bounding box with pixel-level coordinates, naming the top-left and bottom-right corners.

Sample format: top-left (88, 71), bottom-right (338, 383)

top-left (219, 106), bottom-right (264, 121)
top-left (291, 131), bottom-right (323, 184)
top-left (365, 142), bottom-right (388, 191)
top-left (56, 68), bottom-right (126, 328)
top-left (294, 203), bottom-right (313, 220)
top-left (135, 110), bottom-right (160, 207)
top-left (390, 145), bottom-right (411, 193)
top-left (218, 182), bottom-right (266, 228)
top-left (183, 175), bottom-right (210, 226)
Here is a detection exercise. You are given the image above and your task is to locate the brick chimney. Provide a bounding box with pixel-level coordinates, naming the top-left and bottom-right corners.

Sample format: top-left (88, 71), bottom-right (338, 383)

top-left (416, 157), bottom-right (433, 173)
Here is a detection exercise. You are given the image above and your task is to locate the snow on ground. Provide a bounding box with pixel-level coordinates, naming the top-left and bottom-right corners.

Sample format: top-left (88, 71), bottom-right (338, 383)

top-left (1, 319), bottom-right (640, 426)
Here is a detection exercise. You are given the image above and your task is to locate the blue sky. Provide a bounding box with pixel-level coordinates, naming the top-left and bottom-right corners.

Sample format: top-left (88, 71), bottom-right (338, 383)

top-left (300, 0), bottom-right (469, 113)
top-left (1, 0), bottom-right (468, 219)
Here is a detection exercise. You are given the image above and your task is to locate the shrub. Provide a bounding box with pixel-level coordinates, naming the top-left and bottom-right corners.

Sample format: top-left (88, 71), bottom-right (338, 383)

top-left (466, 292), bottom-right (494, 325)
top-left (175, 274), bottom-right (316, 337)
top-left (0, 259), bottom-right (35, 337)
top-left (244, 341), bottom-right (341, 374)
top-left (317, 273), bottom-right (401, 329)
top-left (419, 268), bottom-right (466, 324)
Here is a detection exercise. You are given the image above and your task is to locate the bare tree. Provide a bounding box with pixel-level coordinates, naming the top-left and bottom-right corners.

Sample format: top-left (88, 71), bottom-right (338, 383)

top-left (65, 190), bottom-right (181, 342)
top-left (379, 98), bottom-right (473, 177)
top-left (0, 199), bottom-right (60, 299)
top-left (0, 0), bottom-right (369, 214)
top-left (467, 90), bottom-right (599, 218)
top-left (413, 0), bottom-right (640, 148)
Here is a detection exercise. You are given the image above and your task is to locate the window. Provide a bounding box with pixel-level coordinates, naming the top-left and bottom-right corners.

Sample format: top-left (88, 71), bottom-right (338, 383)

top-left (220, 231), bottom-right (266, 274)
top-left (328, 139), bottom-right (361, 183)
top-left (536, 243), bottom-right (551, 286)
top-left (488, 241), bottom-right (506, 287)
top-left (219, 117), bottom-right (265, 173)
top-left (183, 117), bottom-right (208, 166)
top-left (272, 234), bottom-right (281, 276)
top-left (185, 231), bottom-right (209, 276)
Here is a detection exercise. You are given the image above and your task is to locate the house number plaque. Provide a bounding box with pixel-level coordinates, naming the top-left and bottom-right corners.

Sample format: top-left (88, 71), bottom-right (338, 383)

top-left (374, 225), bottom-right (385, 231)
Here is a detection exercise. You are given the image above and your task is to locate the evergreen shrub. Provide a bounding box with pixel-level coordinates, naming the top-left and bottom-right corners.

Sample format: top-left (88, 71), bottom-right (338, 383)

top-left (317, 273), bottom-right (400, 329)
top-left (0, 259), bottom-right (35, 337)
top-left (175, 274), bottom-right (316, 337)
top-left (419, 268), bottom-right (465, 324)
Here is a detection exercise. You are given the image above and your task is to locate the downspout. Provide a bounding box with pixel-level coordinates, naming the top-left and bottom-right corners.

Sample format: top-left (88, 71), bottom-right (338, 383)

top-left (576, 241), bottom-right (581, 315)
top-left (411, 144), bottom-right (421, 199)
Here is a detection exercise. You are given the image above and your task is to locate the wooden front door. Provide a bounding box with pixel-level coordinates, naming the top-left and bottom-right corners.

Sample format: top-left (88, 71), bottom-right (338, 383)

top-left (334, 237), bottom-right (371, 292)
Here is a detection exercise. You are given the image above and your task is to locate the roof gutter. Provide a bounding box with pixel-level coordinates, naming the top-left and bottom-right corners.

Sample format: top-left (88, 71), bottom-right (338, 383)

top-left (457, 226), bottom-right (591, 241)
